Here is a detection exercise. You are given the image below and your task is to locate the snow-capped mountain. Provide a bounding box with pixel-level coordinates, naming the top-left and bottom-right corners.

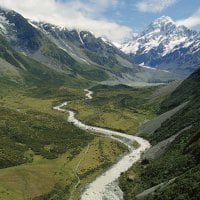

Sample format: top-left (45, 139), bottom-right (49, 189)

top-left (0, 7), bottom-right (132, 68)
top-left (31, 21), bottom-right (135, 67)
top-left (0, 8), bottom-right (183, 85)
top-left (121, 16), bottom-right (200, 74)
top-left (0, 8), bottom-right (42, 53)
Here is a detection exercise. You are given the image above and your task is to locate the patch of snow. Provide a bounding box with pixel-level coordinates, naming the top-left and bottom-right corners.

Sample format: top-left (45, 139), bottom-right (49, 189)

top-left (83, 33), bottom-right (89, 38)
top-left (0, 15), bottom-right (9, 33)
top-left (162, 37), bottom-right (187, 56)
top-left (101, 37), bottom-right (114, 47)
top-left (78, 31), bottom-right (84, 45)
top-left (28, 20), bottom-right (40, 30)
top-left (121, 41), bottom-right (140, 54)
top-left (101, 37), bottom-right (107, 42)
top-left (139, 63), bottom-right (169, 73)
top-left (112, 42), bottom-right (122, 48)
top-left (141, 65), bottom-right (156, 70)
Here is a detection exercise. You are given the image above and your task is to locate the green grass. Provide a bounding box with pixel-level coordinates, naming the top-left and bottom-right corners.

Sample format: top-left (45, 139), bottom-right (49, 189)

top-left (160, 68), bottom-right (200, 113)
top-left (67, 84), bottom-right (161, 135)
top-left (0, 88), bottom-right (95, 169)
top-left (0, 32), bottom-right (130, 200)
top-left (1, 34), bottom-right (196, 200)
top-left (0, 85), bottom-right (127, 200)
top-left (119, 69), bottom-right (200, 200)
top-left (119, 125), bottom-right (200, 200)
top-left (0, 105), bottom-right (94, 167)
top-left (0, 136), bottom-right (126, 200)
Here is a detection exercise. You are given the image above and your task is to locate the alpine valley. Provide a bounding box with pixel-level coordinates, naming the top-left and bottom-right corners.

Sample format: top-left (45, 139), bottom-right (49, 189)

top-left (0, 5), bottom-right (199, 200)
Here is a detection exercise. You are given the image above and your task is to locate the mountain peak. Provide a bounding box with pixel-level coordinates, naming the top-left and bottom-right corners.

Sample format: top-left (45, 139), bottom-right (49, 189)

top-left (143, 16), bottom-right (176, 35)
top-left (121, 15), bottom-right (200, 74)
top-left (141, 15), bottom-right (196, 38)
top-left (152, 16), bottom-right (175, 25)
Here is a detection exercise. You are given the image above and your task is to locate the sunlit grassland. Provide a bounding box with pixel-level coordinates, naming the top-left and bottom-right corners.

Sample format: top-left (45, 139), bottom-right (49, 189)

top-left (0, 79), bottom-right (177, 199)
top-left (67, 85), bottom-right (161, 135)
top-left (0, 87), bottom-right (126, 199)
top-left (68, 101), bottom-right (150, 134)
top-left (0, 137), bottom-right (126, 200)
top-left (0, 87), bottom-right (85, 117)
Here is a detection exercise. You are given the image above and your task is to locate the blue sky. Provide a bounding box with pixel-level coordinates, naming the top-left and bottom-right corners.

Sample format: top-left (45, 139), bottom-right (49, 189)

top-left (101, 0), bottom-right (200, 32)
top-left (1, 0), bottom-right (200, 42)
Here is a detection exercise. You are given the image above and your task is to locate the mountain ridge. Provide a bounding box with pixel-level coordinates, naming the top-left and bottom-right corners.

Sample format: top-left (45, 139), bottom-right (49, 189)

top-left (121, 16), bottom-right (200, 75)
top-left (0, 8), bottom-right (181, 86)
top-left (119, 67), bottom-right (200, 200)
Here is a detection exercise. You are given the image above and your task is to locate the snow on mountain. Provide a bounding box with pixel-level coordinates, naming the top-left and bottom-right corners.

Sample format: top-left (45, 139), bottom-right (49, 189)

top-left (0, 7), bottom-right (184, 84)
top-left (31, 21), bottom-right (103, 48)
top-left (0, 15), bottom-right (8, 33)
top-left (1, 6), bottom-right (197, 75)
top-left (121, 16), bottom-right (200, 74)
top-left (121, 16), bottom-right (198, 55)
top-left (100, 37), bottom-right (113, 47)
top-left (0, 9), bottom-right (16, 34)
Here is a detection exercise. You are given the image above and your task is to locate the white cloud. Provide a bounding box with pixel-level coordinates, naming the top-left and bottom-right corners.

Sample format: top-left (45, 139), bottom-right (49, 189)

top-left (176, 8), bottom-right (200, 28)
top-left (135, 0), bottom-right (177, 13)
top-left (87, 0), bottom-right (119, 10)
top-left (0, 0), bottom-right (134, 43)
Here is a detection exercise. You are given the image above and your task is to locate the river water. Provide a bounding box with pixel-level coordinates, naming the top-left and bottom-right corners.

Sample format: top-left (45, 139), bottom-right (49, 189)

top-left (53, 89), bottom-right (150, 200)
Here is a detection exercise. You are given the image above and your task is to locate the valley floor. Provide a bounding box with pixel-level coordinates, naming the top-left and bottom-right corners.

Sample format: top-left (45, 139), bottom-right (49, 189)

top-left (0, 83), bottom-right (160, 199)
top-left (0, 89), bottom-right (127, 200)
top-left (1, 80), bottom-right (196, 200)
top-left (54, 94), bottom-right (150, 199)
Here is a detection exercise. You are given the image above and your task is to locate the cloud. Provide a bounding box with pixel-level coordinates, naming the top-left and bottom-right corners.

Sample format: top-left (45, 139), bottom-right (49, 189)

top-left (176, 8), bottom-right (200, 28)
top-left (0, 0), bottom-right (134, 43)
top-left (135, 0), bottom-right (177, 13)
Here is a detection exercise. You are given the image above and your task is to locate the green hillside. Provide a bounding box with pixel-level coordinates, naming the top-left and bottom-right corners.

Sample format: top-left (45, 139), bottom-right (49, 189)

top-left (119, 68), bottom-right (200, 200)
top-left (0, 34), bottom-right (126, 199)
top-left (160, 67), bottom-right (200, 113)
top-left (0, 7), bottom-right (199, 200)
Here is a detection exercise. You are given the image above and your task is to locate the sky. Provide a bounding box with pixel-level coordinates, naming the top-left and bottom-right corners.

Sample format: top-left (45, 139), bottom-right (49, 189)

top-left (0, 0), bottom-right (200, 43)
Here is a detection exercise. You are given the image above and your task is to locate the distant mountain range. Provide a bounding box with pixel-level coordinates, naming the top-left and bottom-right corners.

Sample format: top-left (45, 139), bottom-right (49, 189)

top-left (0, 8), bottom-right (183, 88)
top-left (121, 16), bottom-right (200, 75)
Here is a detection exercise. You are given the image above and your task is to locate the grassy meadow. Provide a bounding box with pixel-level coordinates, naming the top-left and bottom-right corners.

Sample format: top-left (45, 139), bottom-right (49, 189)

top-left (0, 70), bottom-right (179, 200)
top-left (67, 84), bottom-right (172, 135)
top-left (0, 86), bottom-right (126, 200)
